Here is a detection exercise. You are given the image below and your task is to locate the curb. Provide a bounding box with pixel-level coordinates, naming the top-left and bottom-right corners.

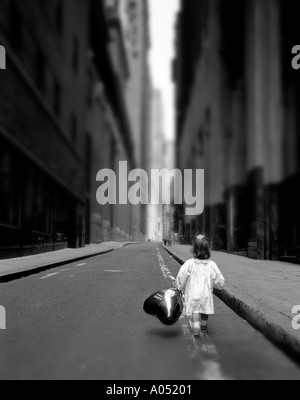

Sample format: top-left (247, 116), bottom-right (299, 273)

top-left (0, 242), bottom-right (143, 284)
top-left (162, 245), bottom-right (300, 365)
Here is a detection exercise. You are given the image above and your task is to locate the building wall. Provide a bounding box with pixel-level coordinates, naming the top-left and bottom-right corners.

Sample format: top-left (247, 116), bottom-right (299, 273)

top-left (175, 0), bottom-right (300, 262)
top-left (0, 0), bottom-right (89, 258)
top-left (85, 0), bottom-right (135, 244)
top-left (120, 0), bottom-right (151, 242)
top-left (0, 0), bottom-right (149, 258)
top-left (86, 73), bottom-right (113, 244)
top-left (147, 89), bottom-right (164, 242)
top-left (85, 0), bottom-right (150, 244)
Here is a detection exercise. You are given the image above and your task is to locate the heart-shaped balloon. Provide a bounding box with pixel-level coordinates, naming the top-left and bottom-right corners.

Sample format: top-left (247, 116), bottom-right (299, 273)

top-left (143, 289), bottom-right (184, 326)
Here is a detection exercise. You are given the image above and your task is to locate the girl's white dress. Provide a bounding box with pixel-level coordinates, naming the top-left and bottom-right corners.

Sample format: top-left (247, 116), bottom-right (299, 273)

top-left (176, 259), bottom-right (225, 316)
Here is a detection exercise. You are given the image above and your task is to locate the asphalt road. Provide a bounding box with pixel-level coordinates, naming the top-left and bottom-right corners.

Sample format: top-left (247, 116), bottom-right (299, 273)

top-left (0, 243), bottom-right (300, 380)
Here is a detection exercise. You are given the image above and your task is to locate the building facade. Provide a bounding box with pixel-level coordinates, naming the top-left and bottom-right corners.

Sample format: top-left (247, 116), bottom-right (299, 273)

top-left (0, 0), bottom-right (150, 258)
top-left (163, 140), bottom-right (175, 245)
top-left (86, 0), bottom-right (136, 244)
top-left (0, 0), bottom-right (89, 258)
top-left (120, 0), bottom-right (151, 242)
top-left (147, 89), bottom-right (165, 242)
top-left (174, 0), bottom-right (300, 262)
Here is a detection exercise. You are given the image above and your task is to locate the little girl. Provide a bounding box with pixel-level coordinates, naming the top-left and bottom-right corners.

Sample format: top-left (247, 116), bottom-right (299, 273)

top-left (176, 235), bottom-right (225, 336)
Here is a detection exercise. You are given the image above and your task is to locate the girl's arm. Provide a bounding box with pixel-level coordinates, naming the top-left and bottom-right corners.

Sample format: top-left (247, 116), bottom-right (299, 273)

top-left (176, 261), bottom-right (192, 291)
top-left (211, 262), bottom-right (225, 290)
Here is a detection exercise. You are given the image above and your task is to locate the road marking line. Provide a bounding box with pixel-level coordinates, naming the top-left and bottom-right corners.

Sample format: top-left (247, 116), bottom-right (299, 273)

top-left (40, 269), bottom-right (70, 280)
top-left (76, 263), bottom-right (86, 267)
top-left (102, 270), bottom-right (123, 273)
top-left (156, 246), bottom-right (230, 381)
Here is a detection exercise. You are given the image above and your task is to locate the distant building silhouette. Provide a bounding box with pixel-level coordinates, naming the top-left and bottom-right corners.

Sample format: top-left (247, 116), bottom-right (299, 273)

top-left (147, 89), bottom-right (165, 242)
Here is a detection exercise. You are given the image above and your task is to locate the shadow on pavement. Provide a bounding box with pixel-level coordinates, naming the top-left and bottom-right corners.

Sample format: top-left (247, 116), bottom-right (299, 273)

top-left (146, 328), bottom-right (182, 339)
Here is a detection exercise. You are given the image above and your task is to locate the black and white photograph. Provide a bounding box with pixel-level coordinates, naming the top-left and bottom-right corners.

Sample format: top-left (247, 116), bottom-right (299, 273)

top-left (1, 0), bottom-right (300, 383)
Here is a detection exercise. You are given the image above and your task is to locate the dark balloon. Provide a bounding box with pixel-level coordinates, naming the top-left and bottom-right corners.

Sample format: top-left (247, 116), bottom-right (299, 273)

top-left (143, 289), bottom-right (184, 326)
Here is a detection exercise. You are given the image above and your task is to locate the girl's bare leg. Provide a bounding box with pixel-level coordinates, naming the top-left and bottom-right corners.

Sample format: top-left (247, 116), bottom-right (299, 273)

top-left (192, 313), bottom-right (201, 337)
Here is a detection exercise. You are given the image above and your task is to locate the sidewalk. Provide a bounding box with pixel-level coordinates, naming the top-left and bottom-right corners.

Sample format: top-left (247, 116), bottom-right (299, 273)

top-left (0, 242), bottom-right (135, 282)
top-left (163, 244), bottom-right (300, 362)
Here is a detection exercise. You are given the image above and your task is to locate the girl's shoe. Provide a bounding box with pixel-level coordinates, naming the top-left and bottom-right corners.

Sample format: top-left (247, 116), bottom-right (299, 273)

top-left (193, 328), bottom-right (201, 338)
top-left (201, 325), bottom-right (208, 334)
top-left (192, 322), bottom-right (201, 337)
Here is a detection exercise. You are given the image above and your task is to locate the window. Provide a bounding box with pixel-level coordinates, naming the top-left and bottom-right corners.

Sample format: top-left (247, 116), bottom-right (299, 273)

top-left (10, 0), bottom-right (22, 49)
top-left (126, 0), bottom-right (139, 58)
top-left (72, 36), bottom-right (79, 73)
top-left (53, 79), bottom-right (61, 118)
top-left (0, 146), bottom-right (20, 229)
top-left (205, 108), bottom-right (211, 138)
top-left (85, 133), bottom-right (92, 191)
top-left (33, 172), bottom-right (52, 235)
top-left (198, 129), bottom-right (204, 157)
top-left (71, 114), bottom-right (78, 144)
top-left (36, 47), bottom-right (46, 92)
top-left (55, 0), bottom-right (64, 34)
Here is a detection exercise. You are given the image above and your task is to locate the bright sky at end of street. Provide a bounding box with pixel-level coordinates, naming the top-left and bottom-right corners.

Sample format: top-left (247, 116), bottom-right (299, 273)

top-left (149, 0), bottom-right (180, 141)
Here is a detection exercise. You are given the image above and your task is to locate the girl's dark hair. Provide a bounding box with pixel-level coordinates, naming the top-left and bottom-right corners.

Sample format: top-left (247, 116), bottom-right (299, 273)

top-left (193, 235), bottom-right (211, 260)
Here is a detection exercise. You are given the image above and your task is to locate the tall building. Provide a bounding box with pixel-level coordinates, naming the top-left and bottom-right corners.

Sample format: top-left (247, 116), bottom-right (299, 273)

top-left (147, 89), bottom-right (165, 242)
top-left (163, 139), bottom-right (175, 244)
top-left (0, 0), bottom-right (89, 258)
top-left (147, 90), bottom-right (176, 244)
top-left (174, 0), bottom-right (300, 262)
top-left (85, 0), bottom-right (135, 244)
top-left (0, 0), bottom-right (151, 259)
top-left (119, 0), bottom-right (151, 242)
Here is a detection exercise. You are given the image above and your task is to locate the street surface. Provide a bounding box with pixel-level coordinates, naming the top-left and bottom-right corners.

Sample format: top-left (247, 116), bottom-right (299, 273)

top-left (0, 243), bottom-right (300, 380)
